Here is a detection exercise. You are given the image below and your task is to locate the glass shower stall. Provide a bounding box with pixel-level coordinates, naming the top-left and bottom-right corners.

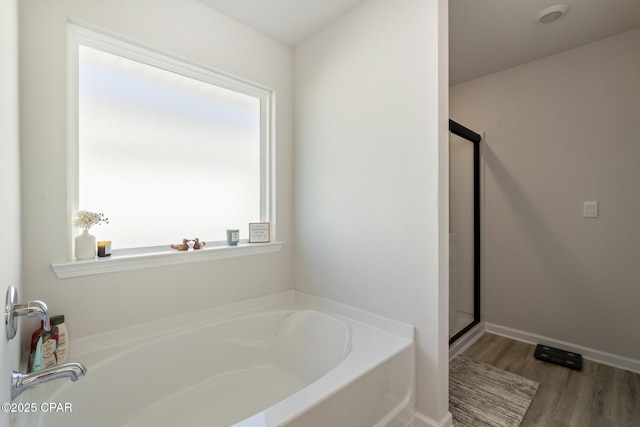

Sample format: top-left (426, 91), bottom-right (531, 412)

top-left (449, 120), bottom-right (481, 345)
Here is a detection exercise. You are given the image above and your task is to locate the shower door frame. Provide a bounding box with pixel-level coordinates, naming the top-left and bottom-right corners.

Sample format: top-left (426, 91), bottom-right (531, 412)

top-left (448, 119), bottom-right (481, 345)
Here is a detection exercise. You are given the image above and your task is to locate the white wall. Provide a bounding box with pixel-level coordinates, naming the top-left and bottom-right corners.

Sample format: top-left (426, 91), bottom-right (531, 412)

top-left (18, 0), bottom-right (453, 423)
top-left (451, 28), bottom-right (640, 361)
top-left (0, 0), bottom-right (22, 417)
top-left (294, 0), bottom-right (451, 423)
top-left (19, 0), bottom-right (294, 341)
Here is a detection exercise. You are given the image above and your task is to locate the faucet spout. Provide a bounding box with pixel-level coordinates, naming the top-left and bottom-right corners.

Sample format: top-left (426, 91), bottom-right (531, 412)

top-left (12, 362), bottom-right (88, 399)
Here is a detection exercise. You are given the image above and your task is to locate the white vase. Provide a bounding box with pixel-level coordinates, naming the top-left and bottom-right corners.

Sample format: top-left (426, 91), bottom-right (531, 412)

top-left (75, 229), bottom-right (96, 260)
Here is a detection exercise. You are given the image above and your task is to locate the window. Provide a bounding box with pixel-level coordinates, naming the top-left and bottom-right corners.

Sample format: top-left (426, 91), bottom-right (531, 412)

top-left (68, 24), bottom-right (274, 254)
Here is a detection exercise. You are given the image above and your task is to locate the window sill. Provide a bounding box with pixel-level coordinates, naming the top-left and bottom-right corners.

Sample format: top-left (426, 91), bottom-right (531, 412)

top-left (51, 241), bottom-right (284, 279)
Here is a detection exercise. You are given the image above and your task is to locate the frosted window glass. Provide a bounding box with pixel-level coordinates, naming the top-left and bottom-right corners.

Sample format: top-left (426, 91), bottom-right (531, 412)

top-left (78, 46), bottom-right (261, 249)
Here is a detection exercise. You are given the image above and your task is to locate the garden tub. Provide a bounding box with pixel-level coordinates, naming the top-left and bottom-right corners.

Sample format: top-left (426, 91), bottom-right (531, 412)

top-left (14, 291), bottom-right (414, 427)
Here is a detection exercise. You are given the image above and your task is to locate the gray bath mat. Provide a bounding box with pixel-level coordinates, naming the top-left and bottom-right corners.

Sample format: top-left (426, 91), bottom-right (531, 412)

top-left (449, 356), bottom-right (539, 427)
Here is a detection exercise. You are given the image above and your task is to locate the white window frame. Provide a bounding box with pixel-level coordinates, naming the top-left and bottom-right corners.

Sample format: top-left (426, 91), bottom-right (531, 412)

top-left (52, 22), bottom-right (281, 278)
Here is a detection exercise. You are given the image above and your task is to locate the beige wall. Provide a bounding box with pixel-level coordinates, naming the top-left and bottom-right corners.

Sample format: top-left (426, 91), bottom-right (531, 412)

top-left (294, 0), bottom-right (451, 423)
top-left (19, 0), bottom-right (294, 342)
top-left (451, 28), bottom-right (640, 361)
top-left (0, 0), bottom-right (22, 416)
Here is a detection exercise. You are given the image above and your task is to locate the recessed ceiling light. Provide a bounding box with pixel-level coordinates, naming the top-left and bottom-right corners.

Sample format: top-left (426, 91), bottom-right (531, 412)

top-left (535, 4), bottom-right (569, 24)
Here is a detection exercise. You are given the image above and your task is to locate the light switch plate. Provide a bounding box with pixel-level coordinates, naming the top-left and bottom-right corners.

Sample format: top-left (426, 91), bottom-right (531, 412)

top-left (583, 201), bottom-right (598, 218)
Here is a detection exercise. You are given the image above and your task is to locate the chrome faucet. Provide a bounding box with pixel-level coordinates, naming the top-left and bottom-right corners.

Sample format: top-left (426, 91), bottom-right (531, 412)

top-left (5, 285), bottom-right (50, 340)
top-left (4, 286), bottom-right (87, 399)
top-left (11, 362), bottom-right (88, 399)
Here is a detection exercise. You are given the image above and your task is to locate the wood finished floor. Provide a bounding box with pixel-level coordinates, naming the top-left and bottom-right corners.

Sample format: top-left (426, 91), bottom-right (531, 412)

top-left (459, 333), bottom-right (640, 427)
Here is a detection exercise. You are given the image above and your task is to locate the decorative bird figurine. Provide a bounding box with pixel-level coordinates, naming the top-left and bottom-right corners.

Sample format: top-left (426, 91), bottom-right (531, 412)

top-left (171, 238), bottom-right (206, 251)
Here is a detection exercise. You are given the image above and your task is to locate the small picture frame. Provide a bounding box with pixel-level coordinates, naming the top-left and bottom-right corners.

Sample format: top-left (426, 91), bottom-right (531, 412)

top-left (249, 222), bottom-right (270, 243)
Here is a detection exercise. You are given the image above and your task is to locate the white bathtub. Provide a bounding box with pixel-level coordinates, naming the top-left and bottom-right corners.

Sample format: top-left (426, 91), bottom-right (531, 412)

top-left (14, 291), bottom-right (414, 427)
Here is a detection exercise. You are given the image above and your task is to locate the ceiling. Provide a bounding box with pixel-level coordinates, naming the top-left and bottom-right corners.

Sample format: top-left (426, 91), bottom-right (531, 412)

top-left (198, 0), bottom-right (640, 85)
top-left (450, 0), bottom-right (640, 85)
top-left (198, 0), bottom-right (366, 46)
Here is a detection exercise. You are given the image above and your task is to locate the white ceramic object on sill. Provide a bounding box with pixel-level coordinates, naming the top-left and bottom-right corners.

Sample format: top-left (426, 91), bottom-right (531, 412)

top-left (75, 230), bottom-right (96, 260)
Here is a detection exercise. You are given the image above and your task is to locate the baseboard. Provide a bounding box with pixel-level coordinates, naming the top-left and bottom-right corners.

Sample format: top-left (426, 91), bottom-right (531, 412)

top-left (485, 323), bottom-right (640, 374)
top-left (449, 321), bottom-right (485, 360)
top-left (414, 411), bottom-right (453, 427)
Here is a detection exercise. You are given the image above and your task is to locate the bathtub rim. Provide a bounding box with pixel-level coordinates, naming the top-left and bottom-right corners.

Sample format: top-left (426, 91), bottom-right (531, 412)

top-left (68, 290), bottom-right (414, 360)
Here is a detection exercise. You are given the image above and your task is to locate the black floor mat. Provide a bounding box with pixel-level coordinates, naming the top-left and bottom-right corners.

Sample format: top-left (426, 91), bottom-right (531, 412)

top-left (534, 344), bottom-right (583, 370)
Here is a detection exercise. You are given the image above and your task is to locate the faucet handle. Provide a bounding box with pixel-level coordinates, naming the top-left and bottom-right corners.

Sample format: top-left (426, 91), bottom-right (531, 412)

top-left (5, 285), bottom-right (50, 340)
